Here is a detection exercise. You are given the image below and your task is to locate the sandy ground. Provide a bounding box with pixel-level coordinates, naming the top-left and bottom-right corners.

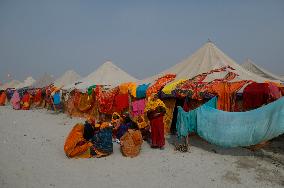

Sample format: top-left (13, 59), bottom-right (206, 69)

top-left (0, 106), bottom-right (283, 188)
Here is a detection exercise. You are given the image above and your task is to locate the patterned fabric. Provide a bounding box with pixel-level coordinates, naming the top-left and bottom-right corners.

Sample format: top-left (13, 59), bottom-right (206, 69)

top-left (95, 86), bottom-right (119, 114)
top-left (145, 97), bottom-right (166, 113)
top-left (146, 74), bottom-right (176, 97)
top-left (91, 127), bottom-right (113, 156)
top-left (175, 66), bottom-right (237, 100)
top-left (161, 79), bottom-right (186, 96)
top-left (131, 99), bottom-right (146, 117)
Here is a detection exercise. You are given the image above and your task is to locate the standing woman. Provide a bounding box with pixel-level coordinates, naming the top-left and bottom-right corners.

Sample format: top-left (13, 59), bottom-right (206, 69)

top-left (145, 94), bottom-right (167, 149)
top-left (0, 90), bottom-right (7, 106)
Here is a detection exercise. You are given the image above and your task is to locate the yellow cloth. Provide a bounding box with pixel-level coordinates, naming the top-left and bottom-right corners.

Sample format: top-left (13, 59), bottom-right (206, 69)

top-left (135, 115), bottom-right (148, 129)
top-left (162, 79), bottom-right (186, 95)
top-left (145, 97), bottom-right (166, 113)
top-left (162, 99), bottom-right (176, 135)
top-left (119, 82), bottom-right (137, 97)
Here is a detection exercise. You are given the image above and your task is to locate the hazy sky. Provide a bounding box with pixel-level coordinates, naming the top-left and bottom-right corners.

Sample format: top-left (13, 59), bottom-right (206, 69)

top-left (0, 0), bottom-right (284, 83)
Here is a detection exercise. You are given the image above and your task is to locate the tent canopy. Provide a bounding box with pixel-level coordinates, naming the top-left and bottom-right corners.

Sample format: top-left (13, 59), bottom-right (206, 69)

top-left (140, 42), bottom-right (270, 84)
top-left (32, 73), bottom-right (55, 88)
top-left (54, 70), bottom-right (81, 87)
top-left (241, 58), bottom-right (284, 82)
top-left (0, 80), bottom-right (21, 90)
top-left (64, 61), bottom-right (138, 90)
top-left (16, 77), bottom-right (36, 89)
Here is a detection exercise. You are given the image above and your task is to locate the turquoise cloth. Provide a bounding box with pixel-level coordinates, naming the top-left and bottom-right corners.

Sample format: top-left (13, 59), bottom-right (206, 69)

top-left (176, 97), bottom-right (217, 137)
top-left (136, 84), bottom-right (150, 99)
top-left (177, 96), bottom-right (284, 147)
top-left (197, 97), bottom-right (284, 147)
top-left (53, 93), bottom-right (61, 105)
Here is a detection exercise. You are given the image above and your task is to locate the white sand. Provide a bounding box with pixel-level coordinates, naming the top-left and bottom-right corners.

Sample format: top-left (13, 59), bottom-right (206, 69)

top-left (0, 106), bottom-right (283, 188)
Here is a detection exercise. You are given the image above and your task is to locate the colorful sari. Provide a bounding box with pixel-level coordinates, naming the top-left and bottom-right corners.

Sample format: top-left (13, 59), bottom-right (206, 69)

top-left (11, 90), bottom-right (21, 110)
top-left (21, 93), bottom-right (31, 110)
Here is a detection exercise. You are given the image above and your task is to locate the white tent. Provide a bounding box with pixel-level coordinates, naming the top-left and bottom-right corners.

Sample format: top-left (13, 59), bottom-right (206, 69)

top-left (0, 79), bottom-right (21, 90)
top-left (54, 70), bottom-right (81, 87)
top-left (16, 77), bottom-right (36, 89)
top-left (140, 42), bottom-right (270, 84)
top-left (32, 73), bottom-right (55, 88)
top-left (241, 59), bottom-right (284, 82)
top-left (64, 61), bottom-right (138, 90)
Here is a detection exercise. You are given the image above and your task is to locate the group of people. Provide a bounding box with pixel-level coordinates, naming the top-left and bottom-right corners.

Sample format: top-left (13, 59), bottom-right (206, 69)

top-left (64, 94), bottom-right (168, 158)
top-left (0, 85), bottom-right (63, 111)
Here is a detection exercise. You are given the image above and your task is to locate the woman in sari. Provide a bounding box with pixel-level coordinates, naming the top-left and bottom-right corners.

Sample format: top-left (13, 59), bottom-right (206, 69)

top-left (145, 94), bottom-right (167, 149)
top-left (0, 90), bottom-right (7, 106)
top-left (21, 91), bottom-right (32, 110)
top-left (64, 117), bottom-right (96, 158)
top-left (33, 89), bottom-right (43, 108)
top-left (11, 90), bottom-right (21, 110)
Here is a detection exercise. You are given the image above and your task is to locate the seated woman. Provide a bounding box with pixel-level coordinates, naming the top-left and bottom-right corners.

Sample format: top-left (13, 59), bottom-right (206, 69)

top-left (64, 117), bottom-right (96, 158)
top-left (0, 90), bottom-right (7, 106)
top-left (120, 123), bottom-right (143, 158)
top-left (21, 91), bottom-right (32, 110)
top-left (111, 112), bottom-right (123, 138)
top-left (115, 113), bottom-right (137, 141)
top-left (90, 122), bottom-right (113, 158)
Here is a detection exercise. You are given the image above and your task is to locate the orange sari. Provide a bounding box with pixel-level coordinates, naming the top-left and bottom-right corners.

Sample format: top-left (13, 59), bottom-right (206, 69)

top-left (64, 123), bottom-right (92, 158)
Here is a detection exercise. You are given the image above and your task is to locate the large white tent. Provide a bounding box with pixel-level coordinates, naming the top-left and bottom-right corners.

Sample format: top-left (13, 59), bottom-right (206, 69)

top-left (64, 61), bottom-right (138, 90)
top-left (0, 80), bottom-right (21, 90)
top-left (241, 59), bottom-right (284, 82)
top-left (32, 73), bottom-right (55, 88)
top-left (16, 77), bottom-right (36, 89)
top-left (54, 70), bottom-right (81, 88)
top-left (140, 42), bottom-right (270, 84)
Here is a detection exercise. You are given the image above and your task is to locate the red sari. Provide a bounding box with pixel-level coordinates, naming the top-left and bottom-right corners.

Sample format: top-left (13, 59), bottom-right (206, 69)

top-left (149, 113), bottom-right (165, 148)
top-left (0, 92), bottom-right (6, 106)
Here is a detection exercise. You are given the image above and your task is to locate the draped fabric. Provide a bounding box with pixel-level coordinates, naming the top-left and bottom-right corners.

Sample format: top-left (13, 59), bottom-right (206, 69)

top-left (95, 86), bottom-right (119, 114)
top-left (136, 84), bottom-right (150, 99)
top-left (175, 66), bottom-right (237, 100)
top-left (11, 90), bottom-right (21, 110)
top-left (146, 74), bottom-right (176, 97)
top-left (209, 81), bottom-right (249, 111)
top-left (145, 97), bottom-right (166, 113)
top-left (243, 82), bottom-right (282, 111)
top-left (197, 97), bottom-right (284, 147)
top-left (77, 93), bottom-right (94, 112)
top-left (0, 91), bottom-right (7, 106)
top-left (162, 98), bottom-right (176, 135)
top-left (161, 79), bottom-right (186, 97)
top-left (177, 96), bottom-right (284, 147)
top-left (176, 97), bottom-right (217, 137)
top-left (119, 82), bottom-right (137, 97)
top-left (64, 123), bottom-right (92, 158)
top-left (113, 93), bottom-right (129, 113)
top-left (131, 99), bottom-right (146, 117)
